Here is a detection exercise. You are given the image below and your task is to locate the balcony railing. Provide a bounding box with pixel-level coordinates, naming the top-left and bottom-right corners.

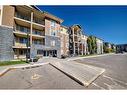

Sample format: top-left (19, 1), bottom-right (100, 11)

top-left (15, 25), bottom-right (30, 34)
top-left (14, 42), bottom-right (27, 47)
top-left (32, 41), bottom-right (44, 45)
top-left (15, 12), bottom-right (31, 21)
top-left (33, 18), bottom-right (45, 25)
top-left (32, 30), bottom-right (45, 36)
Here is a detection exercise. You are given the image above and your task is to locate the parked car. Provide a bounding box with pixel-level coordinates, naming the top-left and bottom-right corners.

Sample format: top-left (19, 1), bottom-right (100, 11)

top-left (61, 55), bottom-right (67, 59)
top-left (116, 51), bottom-right (124, 54)
top-left (29, 56), bottom-right (40, 62)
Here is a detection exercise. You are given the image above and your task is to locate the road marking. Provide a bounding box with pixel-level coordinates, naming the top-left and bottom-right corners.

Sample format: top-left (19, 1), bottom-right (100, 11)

top-left (104, 82), bottom-right (125, 89)
top-left (31, 73), bottom-right (42, 80)
top-left (103, 75), bottom-right (127, 86)
top-left (92, 83), bottom-right (105, 89)
top-left (104, 83), bottom-right (111, 89)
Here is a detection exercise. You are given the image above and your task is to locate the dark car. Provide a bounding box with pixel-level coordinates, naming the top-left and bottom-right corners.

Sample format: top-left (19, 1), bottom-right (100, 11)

top-left (61, 55), bottom-right (67, 59)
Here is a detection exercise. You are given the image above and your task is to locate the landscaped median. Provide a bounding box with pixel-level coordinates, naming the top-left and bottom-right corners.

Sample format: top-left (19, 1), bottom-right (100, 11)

top-left (0, 60), bottom-right (27, 77)
top-left (0, 60), bottom-right (27, 67)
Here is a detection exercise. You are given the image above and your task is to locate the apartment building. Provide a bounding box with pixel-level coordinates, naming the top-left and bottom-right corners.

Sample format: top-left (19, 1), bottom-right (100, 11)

top-left (96, 37), bottom-right (103, 54)
top-left (0, 5), bottom-right (63, 61)
top-left (81, 35), bottom-right (88, 55)
top-left (58, 25), bottom-right (69, 56)
top-left (68, 24), bottom-right (87, 56)
top-left (116, 44), bottom-right (127, 52)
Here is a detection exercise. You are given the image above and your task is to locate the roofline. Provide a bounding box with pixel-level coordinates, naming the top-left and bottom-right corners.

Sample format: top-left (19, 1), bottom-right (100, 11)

top-left (31, 5), bottom-right (42, 11)
top-left (43, 11), bottom-right (64, 23)
top-left (61, 25), bottom-right (68, 29)
top-left (71, 24), bottom-right (82, 29)
top-left (89, 35), bottom-right (104, 41)
top-left (116, 44), bottom-right (127, 45)
top-left (104, 42), bottom-right (115, 45)
top-left (30, 5), bottom-right (64, 23)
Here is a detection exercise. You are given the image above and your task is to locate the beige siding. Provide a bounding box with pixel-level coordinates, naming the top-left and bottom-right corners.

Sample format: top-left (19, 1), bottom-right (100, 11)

top-left (1, 5), bottom-right (15, 27)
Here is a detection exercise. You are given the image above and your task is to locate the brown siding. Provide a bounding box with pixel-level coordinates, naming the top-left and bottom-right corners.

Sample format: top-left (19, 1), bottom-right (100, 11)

top-left (2, 5), bottom-right (15, 27)
top-left (59, 32), bottom-right (69, 55)
top-left (45, 19), bottom-right (51, 35)
top-left (45, 18), bottom-right (61, 36)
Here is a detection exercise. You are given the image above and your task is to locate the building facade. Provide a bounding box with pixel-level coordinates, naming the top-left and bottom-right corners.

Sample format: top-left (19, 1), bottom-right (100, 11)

top-left (96, 38), bottom-right (103, 54)
top-left (116, 44), bottom-right (127, 53)
top-left (0, 5), bottom-right (116, 61)
top-left (58, 25), bottom-right (69, 56)
top-left (68, 24), bottom-right (87, 56)
top-left (0, 5), bottom-right (63, 61)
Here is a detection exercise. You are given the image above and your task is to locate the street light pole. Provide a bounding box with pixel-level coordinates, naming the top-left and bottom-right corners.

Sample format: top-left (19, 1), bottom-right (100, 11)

top-left (26, 31), bottom-right (29, 63)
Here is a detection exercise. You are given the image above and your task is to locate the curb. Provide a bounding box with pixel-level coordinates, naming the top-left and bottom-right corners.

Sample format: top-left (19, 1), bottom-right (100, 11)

top-left (0, 68), bottom-right (16, 77)
top-left (67, 53), bottom-right (115, 61)
top-left (0, 62), bottom-right (49, 77)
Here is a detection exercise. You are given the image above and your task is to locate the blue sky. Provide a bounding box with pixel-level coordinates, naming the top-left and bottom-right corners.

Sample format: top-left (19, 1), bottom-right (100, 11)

top-left (37, 6), bottom-right (127, 44)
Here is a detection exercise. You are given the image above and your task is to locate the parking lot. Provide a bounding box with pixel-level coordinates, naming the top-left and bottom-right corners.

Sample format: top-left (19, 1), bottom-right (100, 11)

top-left (0, 53), bottom-right (127, 89)
top-left (76, 53), bottom-right (127, 89)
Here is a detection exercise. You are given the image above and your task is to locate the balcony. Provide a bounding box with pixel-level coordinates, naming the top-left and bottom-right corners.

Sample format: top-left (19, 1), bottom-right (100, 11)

top-left (13, 42), bottom-right (30, 49)
top-left (33, 17), bottom-right (45, 25)
top-left (13, 25), bottom-right (30, 37)
top-left (32, 30), bottom-right (44, 36)
top-left (15, 12), bottom-right (31, 21)
top-left (32, 29), bottom-right (45, 39)
top-left (32, 40), bottom-right (44, 45)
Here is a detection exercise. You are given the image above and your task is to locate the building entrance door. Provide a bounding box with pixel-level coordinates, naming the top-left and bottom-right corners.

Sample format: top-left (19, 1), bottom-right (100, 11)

top-left (43, 50), bottom-right (57, 57)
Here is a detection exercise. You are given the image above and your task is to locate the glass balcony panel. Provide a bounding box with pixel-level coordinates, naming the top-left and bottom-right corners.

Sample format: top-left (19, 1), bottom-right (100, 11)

top-left (32, 30), bottom-right (44, 36)
top-left (33, 18), bottom-right (45, 25)
top-left (16, 25), bottom-right (30, 33)
top-left (15, 12), bottom-right (31, 21)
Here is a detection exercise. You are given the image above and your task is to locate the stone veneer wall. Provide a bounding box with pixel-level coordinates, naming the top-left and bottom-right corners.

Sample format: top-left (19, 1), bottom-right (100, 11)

top-left (30, 35), bottom-right (61, 58)
top-left (0, 25), bottom-right (14, 61)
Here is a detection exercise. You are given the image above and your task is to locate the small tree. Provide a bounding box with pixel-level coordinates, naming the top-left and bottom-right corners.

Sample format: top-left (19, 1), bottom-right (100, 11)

top-left (87, 37), bottom-right (92, 54)
top-left (87, 36), bottom-right (97, 54)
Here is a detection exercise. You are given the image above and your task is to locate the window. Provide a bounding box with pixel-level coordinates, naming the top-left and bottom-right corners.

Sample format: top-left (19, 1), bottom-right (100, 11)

top-left (16, 25), bottom-right (29, 33)
top-left (33, 40), bottom-right (41, 45)
top-left (33, 30), bottom-right (41, 35)
top-left (37, 50), bottom-right (43, 54)
top-left (50, 20), bottom-right (57, 36)
top-left (51, 40), bottom-right (55, 46)
top-left (66, 43), bottom-right (69, 48)
top-left (19, 50), bottom-right (26, 55)
top-left (51, 31), bottom-right (56, 36)
top-left (51, 20), bottom-right (55, 27)
top-left (19, 38), bottom-right (27, 44)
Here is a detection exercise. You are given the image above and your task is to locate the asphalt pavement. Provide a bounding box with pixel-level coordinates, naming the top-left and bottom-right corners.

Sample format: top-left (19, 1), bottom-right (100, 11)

top-left (76, 53), bottom-right (127, 89)
top-left (0, 53), bottom-right (127, 89)
top-left (0, 64), bottom-right (84, 89)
